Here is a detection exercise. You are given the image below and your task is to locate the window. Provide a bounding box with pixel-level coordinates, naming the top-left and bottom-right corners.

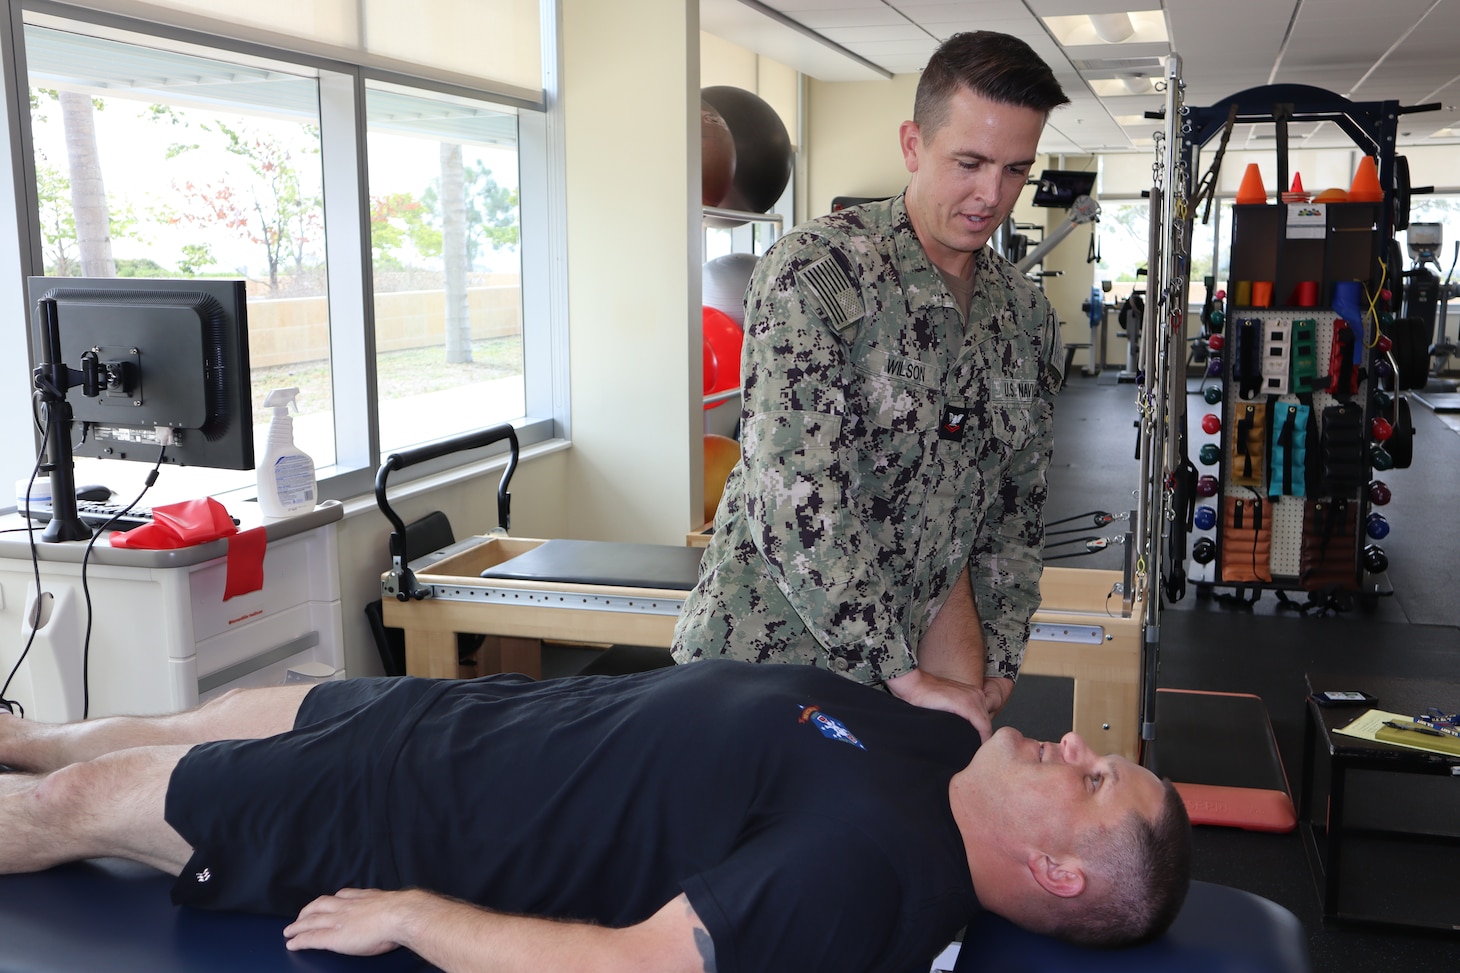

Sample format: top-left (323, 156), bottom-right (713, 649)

top-left (1094, 198), bottom-right (1230, 306)
top-left (24, 22), bottom-right (332, 498)
top-left (4, 8), bottom-right (557, 505)
top-left (365, 82), bottom-right (525, 455)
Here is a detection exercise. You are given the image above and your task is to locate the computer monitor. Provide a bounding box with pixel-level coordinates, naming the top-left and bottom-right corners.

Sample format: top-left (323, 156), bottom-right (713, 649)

top-left (1031, 170), bottom-right (1097, 208)
top-left (27, 277), bottom-right (253, 469)
top-left (26, 277), bottom-right (253, 540)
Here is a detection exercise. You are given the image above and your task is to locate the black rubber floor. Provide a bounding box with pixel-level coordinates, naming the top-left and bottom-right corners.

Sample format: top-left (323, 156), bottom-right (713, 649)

top-left (1045, 375), bottom-right (1460, 971)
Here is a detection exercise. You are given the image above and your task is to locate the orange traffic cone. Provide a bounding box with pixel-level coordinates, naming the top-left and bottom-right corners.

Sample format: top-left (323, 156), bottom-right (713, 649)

top-left (1281, 172), bottom-right (1309, 204)
top-left (1235, 163), bottom-right (1268, 205)
top-left (1348, 156), bottom-right (1383, 202)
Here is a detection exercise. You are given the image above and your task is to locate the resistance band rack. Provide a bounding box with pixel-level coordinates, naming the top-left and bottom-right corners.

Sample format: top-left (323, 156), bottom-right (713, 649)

top-left (1170, 84), bottom-right (1439, 609)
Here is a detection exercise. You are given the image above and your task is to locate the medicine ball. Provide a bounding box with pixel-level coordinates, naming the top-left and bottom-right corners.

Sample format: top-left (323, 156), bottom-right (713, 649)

top-left (703, 252), bottom-right (759, 327)
top-left (701, 86), bottom-right (793, 223)
top-left (1194, 505), bottom-right (1217, 531)
top-left (1192, 537), bottom-right (1217, 564)
top-left (700, 101), bottom-right (736, 207)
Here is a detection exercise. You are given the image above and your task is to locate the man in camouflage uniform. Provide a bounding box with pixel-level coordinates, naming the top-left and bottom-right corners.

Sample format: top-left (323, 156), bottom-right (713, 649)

top-left (674, 31), bottom-right (1070, 738)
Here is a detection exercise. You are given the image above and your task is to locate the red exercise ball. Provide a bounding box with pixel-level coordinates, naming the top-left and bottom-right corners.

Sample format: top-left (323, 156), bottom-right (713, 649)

top-left (703, 336), bottom-right (719, 396)
top-left (703, 306), bottom-right (744, 407)
top-left (701, 101), bottom-right (736, 207)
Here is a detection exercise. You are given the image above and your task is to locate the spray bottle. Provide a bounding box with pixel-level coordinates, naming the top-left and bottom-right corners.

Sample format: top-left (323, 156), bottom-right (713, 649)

top-left (256, 388), bottom-right (316, 518)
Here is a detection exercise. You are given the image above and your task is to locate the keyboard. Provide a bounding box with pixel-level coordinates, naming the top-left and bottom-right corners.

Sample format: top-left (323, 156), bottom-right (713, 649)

top-left (22, 499), bottom-right (157, 532)
top-left (24, 499), bottom-right (243, 532)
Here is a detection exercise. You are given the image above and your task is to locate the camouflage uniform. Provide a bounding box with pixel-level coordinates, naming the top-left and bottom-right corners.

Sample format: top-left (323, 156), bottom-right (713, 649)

top-left (673, 193), bottom-right (1062, 687)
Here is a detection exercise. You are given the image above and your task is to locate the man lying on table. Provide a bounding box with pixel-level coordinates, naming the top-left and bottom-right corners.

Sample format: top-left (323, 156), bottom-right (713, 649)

top-left (0, 660), bottom-right (1189, 972)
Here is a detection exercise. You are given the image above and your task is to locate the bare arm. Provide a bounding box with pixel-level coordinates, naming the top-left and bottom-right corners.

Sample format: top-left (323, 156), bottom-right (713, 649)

top-left (887, 565), bottom-right (1014, 738)
top-left (284, 889), bottom-right (715, 973)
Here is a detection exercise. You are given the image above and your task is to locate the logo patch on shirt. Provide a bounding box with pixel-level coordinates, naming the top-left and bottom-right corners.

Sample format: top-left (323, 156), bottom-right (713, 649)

top-left (991, 377), bottom-right (1037, 403)
top-left (798, 704), bottom-right (867, 750)
top-left (939, 404), bottom-right (968, 441)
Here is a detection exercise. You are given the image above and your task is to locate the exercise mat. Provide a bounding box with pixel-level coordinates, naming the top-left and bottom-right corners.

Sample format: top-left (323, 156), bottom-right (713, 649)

top-left (1146, 688), bottom-right (1297, 832)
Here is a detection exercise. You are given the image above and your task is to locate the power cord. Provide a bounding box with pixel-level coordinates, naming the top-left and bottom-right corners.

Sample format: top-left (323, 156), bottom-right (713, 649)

top-left (77, 444), bottom-right (166, 718)
top-left (0, 414), bottom-right (165, 720)
top-left (0, 422), bottom-right (56, 719)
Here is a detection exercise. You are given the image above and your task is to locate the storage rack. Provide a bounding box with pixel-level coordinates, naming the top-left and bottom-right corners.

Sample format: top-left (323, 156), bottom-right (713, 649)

top-left (1171, 85), bottom-right (1437, 605)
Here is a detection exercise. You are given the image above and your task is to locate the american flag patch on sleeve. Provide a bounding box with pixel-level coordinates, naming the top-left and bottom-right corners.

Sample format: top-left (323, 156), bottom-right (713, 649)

top-left (795, 253), bottom-right (864, 333)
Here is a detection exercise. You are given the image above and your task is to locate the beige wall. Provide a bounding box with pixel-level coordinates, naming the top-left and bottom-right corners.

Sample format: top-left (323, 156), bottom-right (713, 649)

top-left (804, 74), bottom-right (915, 217)
top-left (558, 0), bottom-right (700, 545)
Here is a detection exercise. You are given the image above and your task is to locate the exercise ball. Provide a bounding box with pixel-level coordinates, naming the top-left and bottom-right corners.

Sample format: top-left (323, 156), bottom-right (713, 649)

top-left (701, 86), bottom-right (793, 222)
top-left (701, 101), bottom-right (736, 207)
top-left (702, 306), bottom-right (744, 406)
top-left (704, 433), bottom-right (741, 523)
top-left (703, 336), bottom-right (719, 396)
top-left (703, 252), bottom-right (759, 327)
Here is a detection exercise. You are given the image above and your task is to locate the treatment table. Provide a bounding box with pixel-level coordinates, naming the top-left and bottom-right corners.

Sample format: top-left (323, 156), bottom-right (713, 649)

top-left (382, 534), bottom-right (1147, 761)
top-left (0, 860), bottom-right (1309, 972)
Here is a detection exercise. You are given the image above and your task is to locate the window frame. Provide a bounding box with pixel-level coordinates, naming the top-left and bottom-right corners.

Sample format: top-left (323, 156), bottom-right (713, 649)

top-left (0, 0), bottom-right (565, 506)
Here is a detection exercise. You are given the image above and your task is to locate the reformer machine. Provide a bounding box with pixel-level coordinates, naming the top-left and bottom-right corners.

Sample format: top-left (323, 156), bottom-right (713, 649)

top-left (374, 425), bottom-right (1148, 764)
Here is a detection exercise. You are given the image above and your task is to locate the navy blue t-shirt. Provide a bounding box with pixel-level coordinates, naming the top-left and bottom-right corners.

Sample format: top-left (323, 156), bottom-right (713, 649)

top-left (168, 661), bottom-right (981, 973)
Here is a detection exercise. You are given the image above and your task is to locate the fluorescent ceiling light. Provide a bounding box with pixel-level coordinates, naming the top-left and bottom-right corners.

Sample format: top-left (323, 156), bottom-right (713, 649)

top-left (1090, 13), bottom-right (1134, 43)
top-left (1042, 10), bottom-right (1167, 46)
top-left (1089, 78), bottom-right (1158, 97)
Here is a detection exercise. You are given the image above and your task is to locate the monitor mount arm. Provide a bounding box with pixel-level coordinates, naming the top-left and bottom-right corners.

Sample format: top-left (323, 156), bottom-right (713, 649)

top-left (30, 298), bottom-right (94, 543)
top-left (1015, 195), bottom-right (1102, 274)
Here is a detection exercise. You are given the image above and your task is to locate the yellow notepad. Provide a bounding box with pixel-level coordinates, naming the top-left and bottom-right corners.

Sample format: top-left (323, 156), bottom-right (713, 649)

top-left (1336, 708), bottom-right (1460, 757)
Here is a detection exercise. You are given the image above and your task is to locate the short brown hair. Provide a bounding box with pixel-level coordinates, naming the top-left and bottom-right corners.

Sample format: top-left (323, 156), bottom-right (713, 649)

top-left (913, 31), bottom-right (1070, 138)
top-left (1056, 780), bottom-right (1192, 947)
top-left (1012, 779), bottom-right (1191, 948)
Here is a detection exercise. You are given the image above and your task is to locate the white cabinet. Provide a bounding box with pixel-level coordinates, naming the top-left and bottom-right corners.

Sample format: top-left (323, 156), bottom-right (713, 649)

top-left (0, 501), bottom-right (344, 720)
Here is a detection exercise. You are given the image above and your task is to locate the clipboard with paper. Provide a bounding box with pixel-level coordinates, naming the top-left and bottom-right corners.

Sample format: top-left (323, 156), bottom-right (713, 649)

top-left (1335, 709), bottom-right (1460, 758)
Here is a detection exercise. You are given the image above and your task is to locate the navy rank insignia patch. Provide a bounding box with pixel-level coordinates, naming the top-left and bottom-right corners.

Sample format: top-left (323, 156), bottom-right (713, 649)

top-left (938, 405), bottom-right (968, 441)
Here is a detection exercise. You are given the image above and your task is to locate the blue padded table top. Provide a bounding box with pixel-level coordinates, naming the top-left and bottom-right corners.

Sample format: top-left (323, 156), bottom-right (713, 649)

top-left (0, 863), bottom-right (1307, 973)
top-left (952, 880), bottom-right (1311, 973)
top-left (0, 859), bottom-right (432, 973)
